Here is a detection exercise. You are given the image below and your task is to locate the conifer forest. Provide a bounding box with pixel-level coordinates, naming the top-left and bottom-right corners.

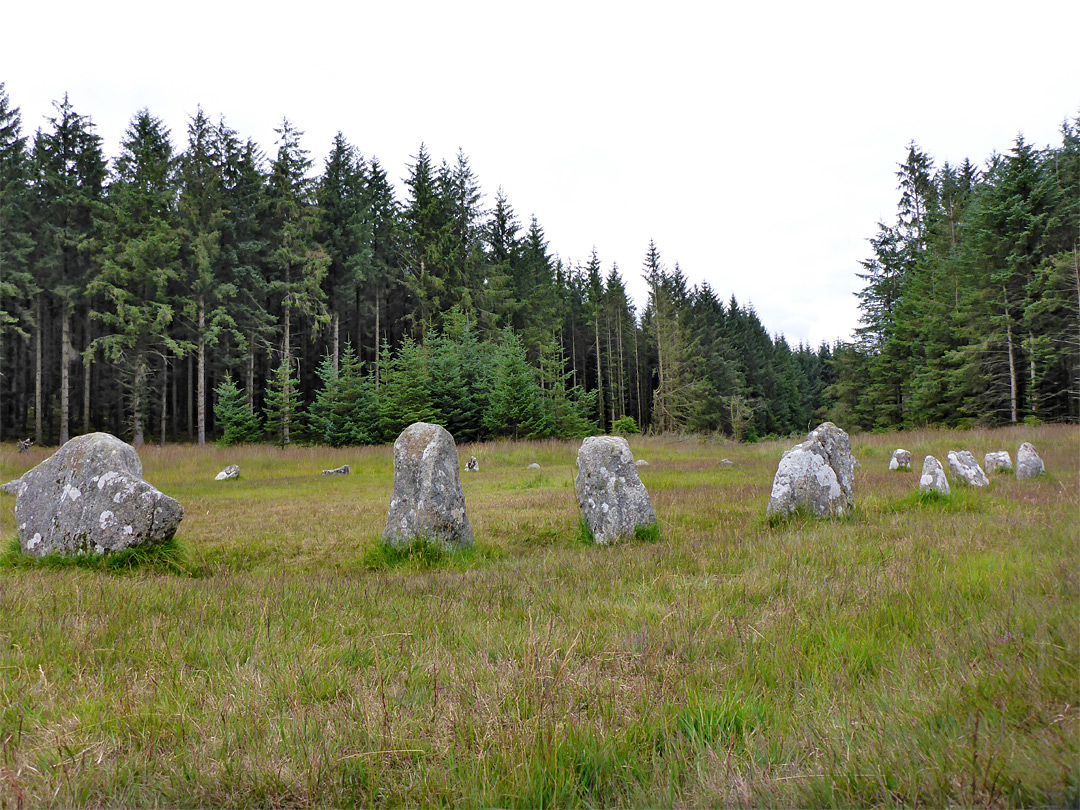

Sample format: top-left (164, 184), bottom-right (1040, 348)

top-left (0, 84), bottom-right (1077, 447)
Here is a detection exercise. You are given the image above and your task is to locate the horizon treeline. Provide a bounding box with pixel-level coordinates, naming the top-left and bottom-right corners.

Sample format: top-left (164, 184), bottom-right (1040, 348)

top-left (0, 85), bottom-right (1075, 449)
top-left (0, 85), bottom-right (833, 447)
top-left (840, 119), bottom-right (1079, 429)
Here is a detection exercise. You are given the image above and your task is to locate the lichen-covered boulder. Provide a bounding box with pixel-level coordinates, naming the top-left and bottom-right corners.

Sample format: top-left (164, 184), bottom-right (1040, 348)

top-left (889, 449), bottom-right (912, 471)
top-left (13, 432), bottom-right (183, 558)
top-left (321, 464), bottom-right (350, 476)
top-left (575, 436), bottom-right (656, 544)
top-left (919, 455), bottom-right (950, 495)
top-left (527, 463), bottom-right (541, 470)
top-left (465, 456), bottom-right (479, 472)
top-left (1016, 442), bottom-right (1044, 480)
top-left (984, 452), bottom-right (1012, 474)
top-left (947, 450), bottom-right (989, 487)
top-left (766, 422), bottom-right (855, 519)
top-left (215, 464), bottom-right (240, 481)
top-left (382, 422), bottom-right (473, 550)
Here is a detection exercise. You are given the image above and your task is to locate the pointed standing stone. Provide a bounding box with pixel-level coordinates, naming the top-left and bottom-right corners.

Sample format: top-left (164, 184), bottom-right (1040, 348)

top-left (766, 422), bottom-right (855, 519)
top-left (1015, 442), bottom-right (1045, 479)
top-left (919, 455), bottom-right (950, 495)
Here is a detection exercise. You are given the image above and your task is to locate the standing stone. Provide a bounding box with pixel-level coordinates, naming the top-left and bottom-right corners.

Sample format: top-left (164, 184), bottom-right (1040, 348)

top-left (215, 464), bottom-right (240, 481)
top-left (383, 422), bottom-right (473, 550)
top-left (465, 456), bottom-right (479, 472)
top-left (984, 452), bottom-right (1012, 474)
top-left (321, 464), bottom-right (350, 476)
top-left (889, 449), bottom-right (912, 471)
top-left (947, 450), bottom-right (989, 487)
top-left (634, 459), bottom-right (649, 467)
top-left (527, 463), bottom-right (541, 470)
top-left (575, 436), bottom-right (656, 545)
top-left (766, 422), bottom-right (855, 519)
top-left (13, 432), bottom-right (183, 558)
top-left (1015, 442), bottom-right (1044, 479)
top-left (919, 455), bottom-right (950, 495)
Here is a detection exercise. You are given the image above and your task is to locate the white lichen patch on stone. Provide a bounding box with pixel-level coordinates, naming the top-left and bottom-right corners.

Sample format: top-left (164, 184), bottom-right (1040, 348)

top-left (99, 510), bottom-right (116, 530)
top-left (61, 483), bottom-right (82, 502)
top-left (95, 470), bottom-right (122, 490)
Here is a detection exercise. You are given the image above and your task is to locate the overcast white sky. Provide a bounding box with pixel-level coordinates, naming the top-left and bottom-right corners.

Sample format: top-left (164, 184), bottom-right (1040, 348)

top-left (4, 0), bottom-right (1078, 347)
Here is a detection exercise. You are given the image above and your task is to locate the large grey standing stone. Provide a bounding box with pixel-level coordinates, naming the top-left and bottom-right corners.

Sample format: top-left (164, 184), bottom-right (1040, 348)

top-left (919, 455), bottom-right (950, 495)
top-left (13, 432), bottom-right (183, 558)
top-left (766, 422), bottom-right (855, 519)
top-left (1015, 442), bottom-right (1044, 479)
top-left (984, 452), bottom-right (1012, 474)
top-left (575, 436), bottom-right (656, 545)
top-left (382, 422), bottom-right (473, 550)
top-left (215, 464), bottom-right (240, 481)
top-left (947, 450), bottom-right (989, 487)
top-left (889, 449), bottom-right (912, 471)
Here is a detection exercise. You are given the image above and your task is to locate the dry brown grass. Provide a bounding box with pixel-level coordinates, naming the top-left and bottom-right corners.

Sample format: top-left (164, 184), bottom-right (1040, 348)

top-left (0, 424), bottom-right (1076, 807)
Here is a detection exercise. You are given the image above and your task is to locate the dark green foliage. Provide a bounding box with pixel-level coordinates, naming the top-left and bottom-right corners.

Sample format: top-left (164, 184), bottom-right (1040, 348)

top-left (214, 372), bottom-right (262, 445)
top-left (262, 355), bottom-right (301, 447)
top-left (306, 343), bottom-right (378, 446)
top-left (612, 416), bottom-right (639, 435)
top-left (2, 81), bottom-right (1072, 444)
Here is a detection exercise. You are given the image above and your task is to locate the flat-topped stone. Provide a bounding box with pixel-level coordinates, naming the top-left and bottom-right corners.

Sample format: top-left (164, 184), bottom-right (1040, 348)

top-left (889, 449), bottom-right (912, 471)
top-left (984, 452), bottom-right (1012, 474)
top-left (13, 432), bottom-right (183, 557)
top-left (576, 436), bottom-right (656, 545)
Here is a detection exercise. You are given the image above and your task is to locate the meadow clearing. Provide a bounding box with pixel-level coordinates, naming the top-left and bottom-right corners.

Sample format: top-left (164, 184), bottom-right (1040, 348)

top-left (0, 424), bottom-right (1077, 808)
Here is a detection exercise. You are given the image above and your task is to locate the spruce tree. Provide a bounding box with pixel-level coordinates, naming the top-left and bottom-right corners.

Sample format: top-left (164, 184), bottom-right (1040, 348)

top-left (214, 371), bottom-right (262, 445)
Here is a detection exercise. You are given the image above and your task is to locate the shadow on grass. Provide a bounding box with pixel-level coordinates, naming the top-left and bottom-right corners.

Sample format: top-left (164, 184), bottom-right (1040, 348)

top-left (0, 536), bottom-right (199, 576)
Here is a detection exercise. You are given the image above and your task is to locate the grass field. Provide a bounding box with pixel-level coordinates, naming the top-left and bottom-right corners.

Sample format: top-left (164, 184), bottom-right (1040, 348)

top-left (0, 424), bottom-right (1077, 808)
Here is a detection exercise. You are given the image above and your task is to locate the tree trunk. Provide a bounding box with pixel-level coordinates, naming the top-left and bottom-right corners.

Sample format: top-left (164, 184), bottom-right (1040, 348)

top-left (594, 314), bottom-right (604, 431)
top-left (160, 355), bottom-right (168, 446)
top-left (246, 337), bottom-right (255, 414)
top-left (332, 308), bottom-right (340, 377)
top-left (187, 353), bottom-right (194, 441)
top-left (83, 349), bottom-right (92, 434)
top-left (60, 302), bottom-right (70, 444)
top-left (634, 326), bottom-right (642, 428)
top-left (34, 294), bottom-right (42, 445)
top-left (197, 300), bottom-right (206, 445)
top-left (374, 290), bottom-right (381, 390)
top-left (1003, 287), bottom-right (1018, 424)
top-left (283, 302), bottom-right (292, 446)
top-left (132, 354), bottom-right (145, 446)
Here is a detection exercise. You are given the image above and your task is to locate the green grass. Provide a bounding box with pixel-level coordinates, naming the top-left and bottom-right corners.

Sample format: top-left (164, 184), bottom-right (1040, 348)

top-left (0, 424), bottom-right (1076, 807)
top-left (0, 535), bottom-right (195, 575)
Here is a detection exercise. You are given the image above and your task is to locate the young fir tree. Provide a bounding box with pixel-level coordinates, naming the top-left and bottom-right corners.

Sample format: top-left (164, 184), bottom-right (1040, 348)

top-left (484, 329), bottom-right (545, 439)
top-left (307, 342), bottom-right (378, 446)
top-left (214, 371), bottom-right (261, 445)
top-left (262, 354), bottom-right (301, 447)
